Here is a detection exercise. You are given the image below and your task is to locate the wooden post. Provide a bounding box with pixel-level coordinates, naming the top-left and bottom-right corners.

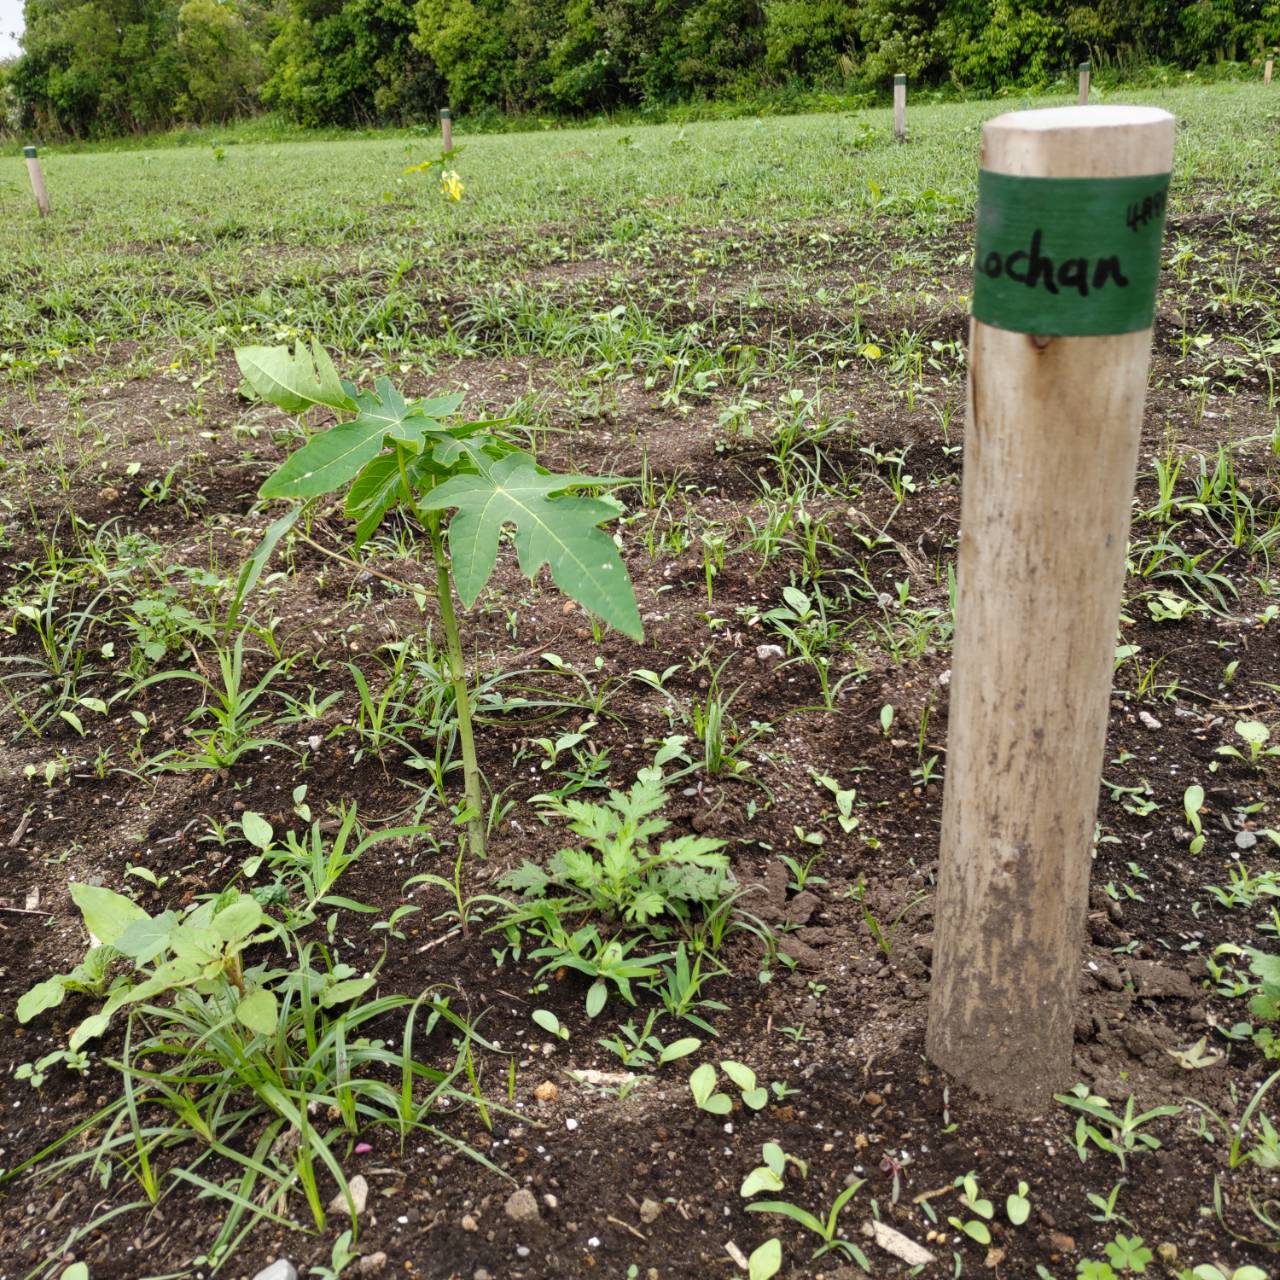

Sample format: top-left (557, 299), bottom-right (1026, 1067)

top-left (24, 146), bottom-right (50, 218)
top-left (925, 105), bottom-right (1175, 1110)
top-left (1265, 57), bottom-right (1274, 85)
top-left (893, 74), bottom-right (906, 143)
top-left (1078, 61), bottom-right (1090, 104)
top-left (440, 107), bottom-right (453, 153)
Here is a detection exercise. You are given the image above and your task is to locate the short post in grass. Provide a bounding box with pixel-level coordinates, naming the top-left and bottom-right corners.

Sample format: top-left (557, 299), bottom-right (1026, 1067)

top-left (1266, 57), bottom-right (1274, 86)
top-left (23, 146), bottom-right (50, 218)
top-left (924, 105), bottom-right (1175, 1110)
top-left (440, 107), bottom-right (453, 153)
top-left (893, 74), bottom-right (906, 143)
top-left (1078, 61), bottom-right (1090, 104)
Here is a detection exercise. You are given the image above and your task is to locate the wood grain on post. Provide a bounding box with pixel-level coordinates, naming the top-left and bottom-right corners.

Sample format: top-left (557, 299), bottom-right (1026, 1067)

top-left (440, 107), bottom-right (453, 153)
top-left (24, 146), bottom-right (50, 218)
top-left (893, 74), bottom-right (906, 142)
top-left (1078, 61), bottom-right (1090, 104)
top-left (1266, 57), bottom-right (1274, 86)
top-left (925, 106), bottom-right (1175, 1110)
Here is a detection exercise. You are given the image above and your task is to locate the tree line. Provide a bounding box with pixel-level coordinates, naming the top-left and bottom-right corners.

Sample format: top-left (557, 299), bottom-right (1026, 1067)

top-left (4, 0), bottom-right (1278, 140)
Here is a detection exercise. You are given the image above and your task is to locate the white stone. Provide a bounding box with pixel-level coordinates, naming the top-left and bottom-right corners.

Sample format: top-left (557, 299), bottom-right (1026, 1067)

top-left (253, 1262), bottom-right (297, 1280)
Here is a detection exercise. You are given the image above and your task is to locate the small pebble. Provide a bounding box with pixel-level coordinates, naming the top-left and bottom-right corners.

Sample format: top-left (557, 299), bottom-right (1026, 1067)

top-left (328, 1175), bottom-right (368, 1216)
top-left (461, 1213), bottom-right (479, 1232)
top-left (534, 1081), bottom-right (559, 1102)
top-left (504, 1188), bottom-right (541, 1225)
top-left (565, 1117), bottom-right (578, 1131)
top-left (253, 1262), bottom-right (297, 1280)
top-left (1236, 830), bottom-right (1258, 850)
top-left (357, 1253), bottom-right (387, 1276)
top-left (1139, 711), bottom-right (1162, 730)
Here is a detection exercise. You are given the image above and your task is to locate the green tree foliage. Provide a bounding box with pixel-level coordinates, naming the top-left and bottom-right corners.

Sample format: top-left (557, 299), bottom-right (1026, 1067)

top-left (13, 0), bottom-right (186, 135)
top-left (177, 0), bottom-right (264, 122)
top-left (11, 0), bottom-right (278, 134)
top-left (8, 0), bottom-right (1280, 136)
top-left (412, 0), bottom-right (513, 110)
top-left (264, 0), bottom-right (440, 126)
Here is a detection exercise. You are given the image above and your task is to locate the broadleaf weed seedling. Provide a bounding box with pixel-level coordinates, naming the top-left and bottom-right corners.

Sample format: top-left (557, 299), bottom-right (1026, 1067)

top-left (688, 1060), bottom-right (767, 1114)
top-left (740, 1141), bottom-right (808, 1197)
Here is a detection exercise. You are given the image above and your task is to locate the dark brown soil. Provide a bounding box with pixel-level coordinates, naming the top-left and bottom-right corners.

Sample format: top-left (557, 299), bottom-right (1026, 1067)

top-left (1, 203), bottom-right (1279, 1280)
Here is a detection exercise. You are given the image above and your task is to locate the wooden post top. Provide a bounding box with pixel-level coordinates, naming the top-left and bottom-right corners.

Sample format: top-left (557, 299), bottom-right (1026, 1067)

top-left (982, 106), bottom-right (1175, 179)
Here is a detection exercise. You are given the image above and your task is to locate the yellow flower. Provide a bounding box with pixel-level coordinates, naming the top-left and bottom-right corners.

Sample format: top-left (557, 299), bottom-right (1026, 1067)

top-left (440, 170), bottom-right (464, 202)
top-left (861, 343), bottom-right (882, 360)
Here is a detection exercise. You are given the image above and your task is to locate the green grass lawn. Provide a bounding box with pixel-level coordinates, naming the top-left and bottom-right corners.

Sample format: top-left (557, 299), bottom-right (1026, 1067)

top-left (2, 82), bottom-right (1276, 381)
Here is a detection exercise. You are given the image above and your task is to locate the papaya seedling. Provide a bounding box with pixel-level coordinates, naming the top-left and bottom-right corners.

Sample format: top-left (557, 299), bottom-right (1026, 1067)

top-left (235, 341), bottom-right (642, 856)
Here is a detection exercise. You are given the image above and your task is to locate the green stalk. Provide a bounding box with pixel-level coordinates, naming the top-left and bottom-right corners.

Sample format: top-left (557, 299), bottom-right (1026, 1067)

top-left (395, 447), bottom-right (487, 858)
top-left (427, 512), bottom-right (487, 858)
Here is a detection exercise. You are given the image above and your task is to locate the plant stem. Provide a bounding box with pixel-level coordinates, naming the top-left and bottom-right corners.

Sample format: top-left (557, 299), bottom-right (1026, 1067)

top-left (426, 512), bottom-right (487, 858)
top-left (389, 449), bottom-right (485, 857)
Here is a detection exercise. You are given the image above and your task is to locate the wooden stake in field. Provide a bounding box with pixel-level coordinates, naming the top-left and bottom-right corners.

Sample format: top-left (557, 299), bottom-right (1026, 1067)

top-left (893, 74), bottom-right (906, 142)
top-left (440, 108), bottom-right (453, 153)
top-left (24, 146), bottom-right (50, 218)
top-left (1078, 61), bottom-right (1090, 104)
top-left (925, 105), bottom-right (1175, 1110)
top-left (1266, 57), bottom-right (1274, 86)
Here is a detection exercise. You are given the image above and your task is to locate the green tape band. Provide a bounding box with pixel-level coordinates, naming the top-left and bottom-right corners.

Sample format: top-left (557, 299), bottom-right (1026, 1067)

top-left (23, 145), bottom-right (37, 158)
top-left (972, 170), bottom-right (1170, 337)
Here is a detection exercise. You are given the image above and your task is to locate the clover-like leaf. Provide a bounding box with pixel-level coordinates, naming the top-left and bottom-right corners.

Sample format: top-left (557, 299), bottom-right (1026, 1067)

top-left (419, 452), bottom-right (642, 641)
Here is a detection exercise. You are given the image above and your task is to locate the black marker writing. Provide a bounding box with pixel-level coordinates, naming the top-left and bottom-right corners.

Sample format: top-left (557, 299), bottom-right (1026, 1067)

top-left (979, 230), bottom-right (1130, 298)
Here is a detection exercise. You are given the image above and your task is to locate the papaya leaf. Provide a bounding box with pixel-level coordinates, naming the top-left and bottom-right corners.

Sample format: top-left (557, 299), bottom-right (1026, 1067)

top-left (257, 377), bottom-right (464, 500)
top-left (420, 452), bottom-right (642, 640)
top-left (260, 417), bottom-right (389, 499)
top-left (345, 454), bottom-right (404, 548)
top-left (236, 340), bottom-right (356, 414)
